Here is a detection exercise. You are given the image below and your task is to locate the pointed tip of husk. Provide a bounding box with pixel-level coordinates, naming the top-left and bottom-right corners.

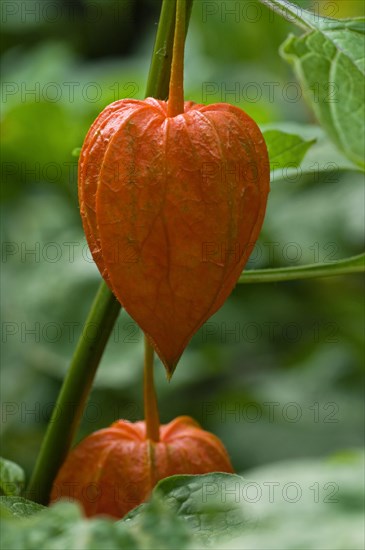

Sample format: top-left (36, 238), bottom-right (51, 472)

top-left (164, 358), bottom-right (179, 382)
top-left (144, 332), bottom-right (182, 381)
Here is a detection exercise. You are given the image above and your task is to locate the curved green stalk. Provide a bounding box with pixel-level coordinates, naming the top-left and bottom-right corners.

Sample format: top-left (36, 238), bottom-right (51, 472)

top-left (26, 0), bottom-right (195, 505)
top-left (238, 253), bottom-right (364, 284)
top-left (26, 283), bottom-right (120, 503)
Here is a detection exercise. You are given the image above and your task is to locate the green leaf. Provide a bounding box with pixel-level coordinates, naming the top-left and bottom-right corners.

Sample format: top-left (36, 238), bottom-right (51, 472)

top-left (128, 451), bottom-right (364, 549)
top-left (281, 28), bottom-right (365, 169)
top-left (259, 2), bottom-right (365, 168)
top-left (150, 473), bottom-right (253, 545)
top-left (122, 497), bottom-right (192, 549)
top-left (217, 450), bottom-right (365, 550)
top-left (2, 454), bottom-right (363, 549)
top-left (1, 501), bottom-right (133, 549)
top-left (1, 499), bottom-right (191, 550)
top-left (239, 253), bottom-right (365, 284)
top-left (261, 123), bottom-right (359, 181)
top-left (263, 130), bottom-right (316, 172)
top-left (0, 496), bottom-right (44, 519)
top-left (0, 458), bottom-right (25, 497)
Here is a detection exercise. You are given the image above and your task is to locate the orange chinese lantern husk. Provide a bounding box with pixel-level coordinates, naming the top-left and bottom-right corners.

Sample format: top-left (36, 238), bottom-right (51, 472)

top-left (51, 416), bottom-right (234, 518)
top-left (78, 98), bottom-right (270, 376)
top-left (63, 1), bottom-right (268, 520)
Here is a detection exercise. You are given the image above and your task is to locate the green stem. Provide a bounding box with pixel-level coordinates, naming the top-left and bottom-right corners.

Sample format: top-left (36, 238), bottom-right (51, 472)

top-left (26, 0), bottom-right (195, 505)
top-left (238, 253), bottom-right (365, 284)
top-left (26, 283), bottom-right (120, 503)
top-left (144, 337), bottom-right (160, 441)
top-left (147, 0), bottom-right (193, 99)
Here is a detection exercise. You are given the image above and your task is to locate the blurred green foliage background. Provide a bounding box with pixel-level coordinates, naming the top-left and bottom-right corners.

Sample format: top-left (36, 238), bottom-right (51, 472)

top-left (1, 0), bottom-right (364, 483)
